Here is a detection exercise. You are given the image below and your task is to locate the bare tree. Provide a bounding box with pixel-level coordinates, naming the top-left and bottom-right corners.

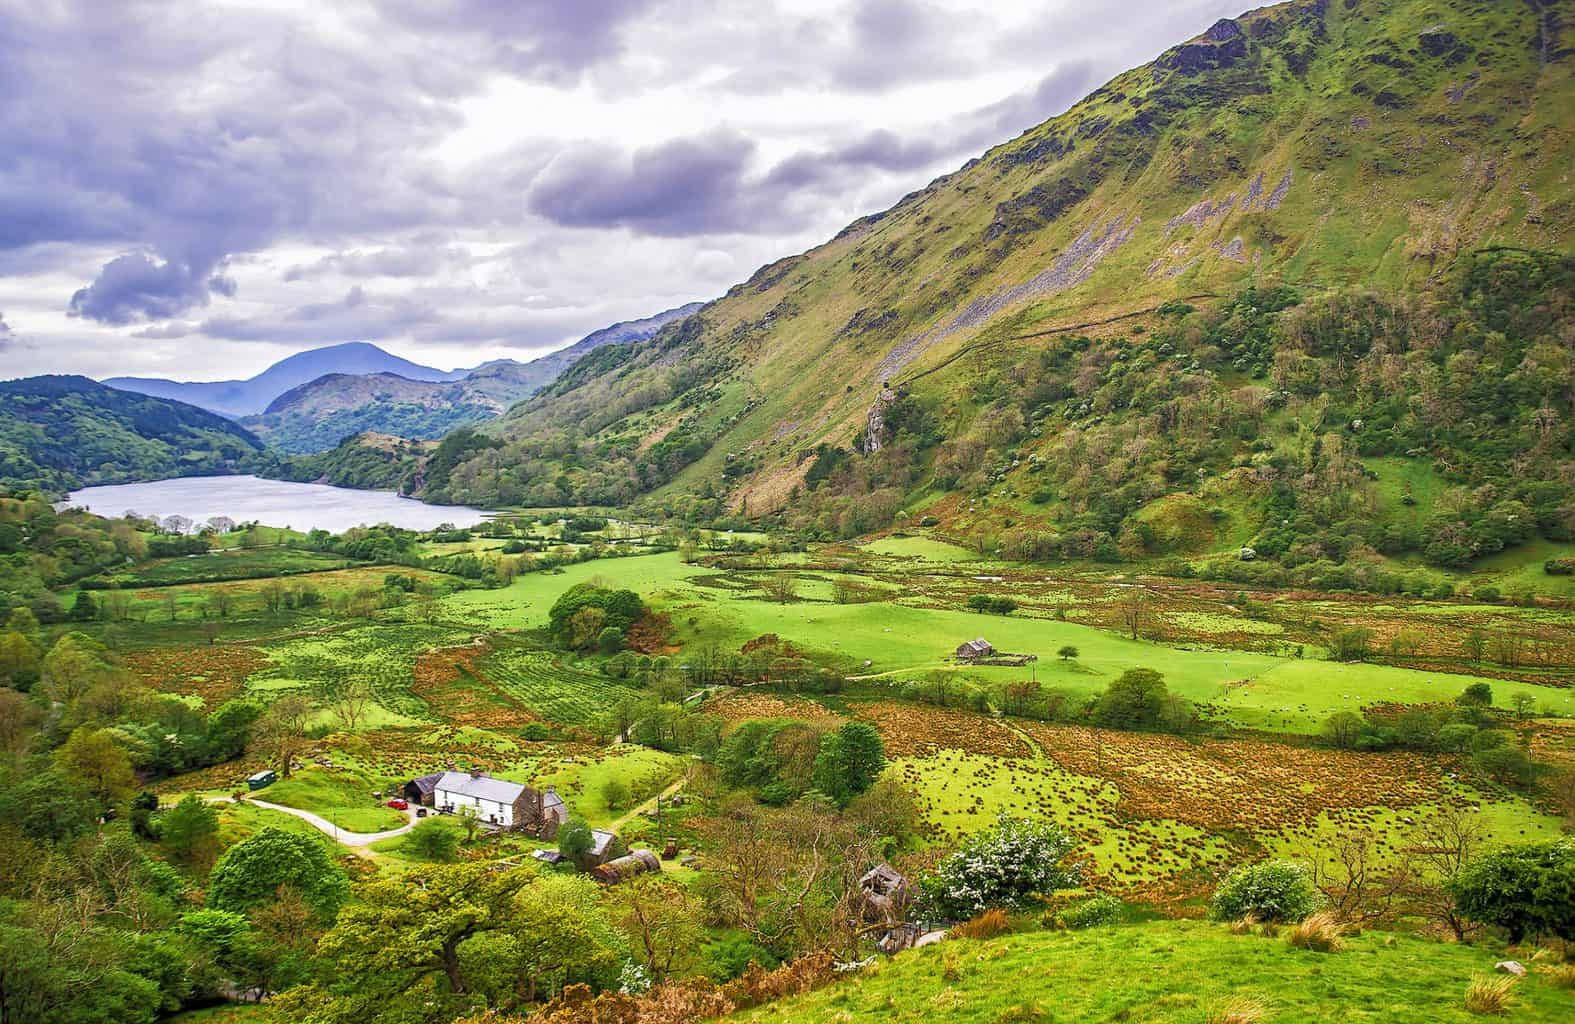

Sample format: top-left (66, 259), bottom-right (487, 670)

top-left (1299, 831), bottom-right (1409, 925)
top-left (255, 693), bottom-right (314, 779)
top-left (1118, 589), bottom-right (1152, 641)
top-left (1401, 803), bottom-right (1485, 940)
top-left (334, 677), bottom-right (375, 732)
top-left (762, 574), bottom-right (799, 604)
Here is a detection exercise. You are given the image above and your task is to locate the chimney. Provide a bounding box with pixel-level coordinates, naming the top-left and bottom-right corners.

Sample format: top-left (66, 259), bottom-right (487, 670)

top-left (546, 785), bottom-right (557, 795)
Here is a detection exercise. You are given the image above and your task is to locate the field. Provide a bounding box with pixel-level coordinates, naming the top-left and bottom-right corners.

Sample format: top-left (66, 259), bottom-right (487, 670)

top-left (729, 919), bottom-right (1575, 1024)
top-left (89, 546), bottom-right (358, 587)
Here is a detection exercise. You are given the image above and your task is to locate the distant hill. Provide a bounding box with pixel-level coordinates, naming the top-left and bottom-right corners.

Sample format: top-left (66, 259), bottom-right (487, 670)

top-left (0, 375), bottom-right (264, 496)
top-left (240, 302), bottom-right (703, 452)
top-left (103, 341), bottom-right (464, 417)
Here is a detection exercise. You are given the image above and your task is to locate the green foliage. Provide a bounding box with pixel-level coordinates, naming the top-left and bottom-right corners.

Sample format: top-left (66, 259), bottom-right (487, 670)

top-left (1057, 893), bottom-right (1123, 929)
top-left (547, 582), bottom-right (645, 649)
top-left (967, 594), bottom-right (1019, 615)
top-left (1092, 668), bottom-right (1191, 733)
top-left (404, 817), bottom-right (463, 862)
top-left (810, 722), bottom-right (886, 806)
top-left (1209, 860), bottom-right (1321, 924)
top-left (0, 375), bottom-right (262, 496)
top-left (1450, 839), bottom-right (1575, 943)
top-left (159, 794), bottom-right (220, 865)
top-left (208, 826), bottom-right (349, 920)
top-left (558, 817), bottom-right (594, 863)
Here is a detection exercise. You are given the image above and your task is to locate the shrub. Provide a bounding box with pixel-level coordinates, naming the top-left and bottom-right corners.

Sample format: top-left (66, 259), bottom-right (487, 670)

top-left (1205, 997), bottom-right (1268, 1024)
top-left (1210, 861), bottom-right (1321, 923)
top-left (404, 817), bottom-right (462, 862)
top-left (1285, 910), bottom-right (1345, 952)
top-left (1537, 963), bottom-right (1575, 989)
top-left (966, 594), bottom-right (1018, 615)
top-left (1450, 838), bottom-right (1575, 943)
top-left (1463, 974), bottom-right (1516, 1015)
top-left (1057, 893), bottom-right (1121, 929)
top-left (208, 826), bottom-right (349, 919)
top-left (951, 908), bottom-right (1011, 940)
top-left (918, 815), bottom-right (1080, 920)
top-left (1475, 586), bottom-right (1501, 603)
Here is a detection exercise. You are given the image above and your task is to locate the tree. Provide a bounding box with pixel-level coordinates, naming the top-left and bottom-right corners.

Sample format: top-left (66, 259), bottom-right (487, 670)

top-left (55, 725), bottom-right (137, 806)
top-left (762, 575), bottom-right (799, 604)
top-left (1329, 627), bottom-right (1373, 662)
top-left (558, 817), bottom-right (594, 867)
top-left (568, 606), bottom-right (607, 650)
top-left (614, 876), bottom-right (703, 981)
top-left (69, 589), bottom-right (99, 622)
top-left (205, 699), bottom-right (261, 762)
top-left (597, 626), bottom-right (625, 654)
top-left (810, 722), bottom-right (886, 806)
top-left (917, 815), bottom-right (1079, 920)
top-left (1093, 668), bottom-right (1175, 731)
top-left (259, 580), bottom-right (286, 615)
top-left (1117, 589), bottom-right (1151, 640)
top-left (208, 826), bottom-right (349, 920)
top-left (503, 874), bottom-right (624, 1002)
top-left (1463, 627), bottom-right (1487, 663)
top-left (0, 630), bottom-right (41, 690)
top-left (1457, 682), bottom-right (1494, 707)
top-left (456, 804), bottom-right (482, 843)
top-left (254, 693), bottom-right (313, 778)
top-left (601, 778), bottom-right (630, 812)
top-left (1321, 711), bottom-right (1365, 750)
top-left (0, 687), bottom-right (42, 761)
top-left (405, 818), bottom-right (463, 862)
top-left (1450, 839), bottom-right (1575, 943)
top-left (1401, 804), bottom-right (1484, 940)
top-left (0, 766), bottom-right (99, 842)
top-left (332, 677), bottom-right (374, 732)
top-left (160, 793), bottom-right (220, 867)
top-left (1057, 645), bottom-right (1079, 662)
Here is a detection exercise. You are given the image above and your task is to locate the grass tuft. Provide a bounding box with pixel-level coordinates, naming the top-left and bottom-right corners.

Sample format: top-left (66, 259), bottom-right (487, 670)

top-left (1286, 912), bottom-right (1345, 953)
top-left (1206, 996), bottom-right (1268, 1024)
top-left (1463, 974), bottom-right (1516, 1015)
top-left (953, 908), bottom-right (1012, 941)
top-left (1535, 962), bottom-right (1575, 990)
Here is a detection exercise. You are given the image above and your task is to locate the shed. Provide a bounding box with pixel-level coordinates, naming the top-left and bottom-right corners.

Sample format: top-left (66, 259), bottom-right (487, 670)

top-left (403, 772), bottom-right (444, 806)
top-left (246, 769), bottom-right (277, 791)
top-left (584, 828), bottom-right (622, 867)
top-left (591, 849), bottom-right (661, 884)
top-left (955, 638), bottom-right (994, 662)
top-left (859, 863), bottom-right (911, 923)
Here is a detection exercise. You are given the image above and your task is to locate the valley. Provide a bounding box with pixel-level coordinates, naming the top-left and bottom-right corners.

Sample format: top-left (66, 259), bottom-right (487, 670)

top-left (2, 1), bottom-right (1573, 1023)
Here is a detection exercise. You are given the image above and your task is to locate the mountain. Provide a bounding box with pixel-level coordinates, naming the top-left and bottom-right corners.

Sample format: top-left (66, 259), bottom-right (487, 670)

top-left (0, 375), bottom-right (264, 496)
top-left (103, 341), bottom-right (464, 417)
top-left (414, 0), bottom-right (1575, 578)
top-left (240, 302), bottom-right (704, 453)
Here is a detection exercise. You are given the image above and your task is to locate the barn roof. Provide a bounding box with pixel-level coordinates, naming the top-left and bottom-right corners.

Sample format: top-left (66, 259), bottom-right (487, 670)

top-left (435, 771), bottom-right (526, 805)
top-left (957, 638), bottom-right (993, 655)
top-left (589, 829), bottom-right (619, 857)
top-left (408, 772), bottom-right (444, 796)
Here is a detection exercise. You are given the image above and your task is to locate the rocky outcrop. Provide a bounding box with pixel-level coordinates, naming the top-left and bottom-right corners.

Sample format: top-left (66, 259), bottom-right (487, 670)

top-left (1159, 19), bottom-right (1248, 74)
top-left (863, 386), bottom-right (897, 453)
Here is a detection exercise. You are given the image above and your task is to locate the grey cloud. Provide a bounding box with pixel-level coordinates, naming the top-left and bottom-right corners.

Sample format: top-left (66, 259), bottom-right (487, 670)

top-left (283, 245), bottom-right (472, 282)
top-left (199, 286), bottom-right (440, 344)
top-left (68, 253), bottom-right (235, 325)
top-left (131, 321), bottom-right (194, 340)
top-left (528, 131), bottom-right (770, 236)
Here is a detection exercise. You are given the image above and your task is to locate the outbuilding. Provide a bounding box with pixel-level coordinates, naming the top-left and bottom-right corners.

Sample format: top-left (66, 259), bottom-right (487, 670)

top-left (955, 638), bottom-right (994, 662)
top-left (591, 849), bottom-right (661, 884)
top-left (246, 769), bottom-right (277, 791)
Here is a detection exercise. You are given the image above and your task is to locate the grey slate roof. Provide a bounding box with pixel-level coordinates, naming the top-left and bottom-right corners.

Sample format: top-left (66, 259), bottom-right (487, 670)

top-left (409, 772), bottom-right (443, 796)
top-left (589, 829), bottom-right (618, 857)
top-left (435, 771), bottom-right (526, 805)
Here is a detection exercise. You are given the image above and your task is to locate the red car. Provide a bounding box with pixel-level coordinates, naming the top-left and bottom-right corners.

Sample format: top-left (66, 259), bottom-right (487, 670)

top-left (386, 798), bottom-right (409, 810)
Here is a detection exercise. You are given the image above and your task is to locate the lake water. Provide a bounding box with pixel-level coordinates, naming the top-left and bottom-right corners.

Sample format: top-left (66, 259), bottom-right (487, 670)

top-left (63, 475), bottom-right (492, 534)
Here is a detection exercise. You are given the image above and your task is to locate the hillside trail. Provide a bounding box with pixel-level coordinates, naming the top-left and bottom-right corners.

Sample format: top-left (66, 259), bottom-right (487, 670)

top-left (608, 777), bottom-right (686, 836)
top-left (208, 795), bottom-right (416, 856)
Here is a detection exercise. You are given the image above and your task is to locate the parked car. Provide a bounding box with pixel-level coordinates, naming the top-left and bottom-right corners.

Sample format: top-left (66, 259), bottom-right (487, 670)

top-left (386, 798), bottom-right (409, 810)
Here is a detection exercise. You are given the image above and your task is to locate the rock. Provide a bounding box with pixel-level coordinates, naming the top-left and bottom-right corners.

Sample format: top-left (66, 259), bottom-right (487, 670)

top-left (1419, 27), bottom-right (1458, 57)
top-left (1495, 961), bottom-right (1526, 977)
top-left (1206, 18), bottom-right (1243, 42)
top-left (1238, 546), bottom-right (1257, 562)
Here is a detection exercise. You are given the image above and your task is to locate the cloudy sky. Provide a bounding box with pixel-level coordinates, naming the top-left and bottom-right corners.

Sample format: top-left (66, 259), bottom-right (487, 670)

top-left (0, 0), bottom-right (1244, 382)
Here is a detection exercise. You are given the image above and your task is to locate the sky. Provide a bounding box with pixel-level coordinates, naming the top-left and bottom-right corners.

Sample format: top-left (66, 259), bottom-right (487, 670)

top-left (0, 0), bottom-right (1246, 382)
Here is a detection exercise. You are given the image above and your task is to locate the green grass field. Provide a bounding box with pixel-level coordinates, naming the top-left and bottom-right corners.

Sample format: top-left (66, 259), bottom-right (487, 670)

top-left (730, 920), bottom-right (1575, 1024)
top-left (440, 552), bottom-right (1571, 734)
top-left (255, 767), bottom-right (407, 832)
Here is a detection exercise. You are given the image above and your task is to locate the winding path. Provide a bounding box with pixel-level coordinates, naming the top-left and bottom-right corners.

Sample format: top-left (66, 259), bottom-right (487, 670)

top-left (214, 796), bottom-right (417, 854)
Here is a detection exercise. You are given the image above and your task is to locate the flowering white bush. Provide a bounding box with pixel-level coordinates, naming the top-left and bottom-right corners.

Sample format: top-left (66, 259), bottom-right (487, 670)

top-left (917, 815), bottom-right (1080, 921)
top-left (617, 960), bottom-right (653, 995)
top-left (1209, 860), bottom-right (1321, 923)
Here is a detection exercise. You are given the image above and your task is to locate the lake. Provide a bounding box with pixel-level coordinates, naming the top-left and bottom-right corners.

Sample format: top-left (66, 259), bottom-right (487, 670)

top-left (63, 475), bottom-right (492, 534)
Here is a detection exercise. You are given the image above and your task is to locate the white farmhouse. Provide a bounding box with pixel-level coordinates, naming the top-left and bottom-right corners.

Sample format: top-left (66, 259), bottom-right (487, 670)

top-left (433, 770), bottom-right (528, 828)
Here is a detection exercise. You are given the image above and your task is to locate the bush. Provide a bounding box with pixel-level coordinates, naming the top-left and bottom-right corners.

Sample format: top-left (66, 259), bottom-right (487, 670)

top-left (966, 594), bottom-right (1018, 615)
top-left (1057, 893), bottom-right (1122, 929)
top-left (917, 816), bottom-right (1080, 920)
top-left (1205, 997), bottom-right (1268, 1024)
top-left (1450, 838), bottom-right (1575, 943)
top-left (1285, 910), bottom-right (1345, 952)
top-left (1210, 860), bottom-right (1321, 923)
top-left (1475, 586), bottom-right (1501, 603)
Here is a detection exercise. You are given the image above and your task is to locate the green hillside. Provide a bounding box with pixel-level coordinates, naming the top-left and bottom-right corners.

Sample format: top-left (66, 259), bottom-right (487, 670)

top-left (419, 0), bottom-right (1572, 584)
top-left (0, 375), bottom-right (264, 496)
top-left (727, 919), bottom-right (1575, 1024)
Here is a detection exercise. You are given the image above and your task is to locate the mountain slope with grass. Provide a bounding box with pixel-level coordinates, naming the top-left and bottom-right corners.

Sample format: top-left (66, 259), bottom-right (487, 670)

top-left (0, 375), bottom-right (264, 495)
top-left (420, 0), bottom-right (1573, 584)
top-left (241, 302), bottom-right (704, 452)
top-left (723, 920), bottom-right (1575, 1024)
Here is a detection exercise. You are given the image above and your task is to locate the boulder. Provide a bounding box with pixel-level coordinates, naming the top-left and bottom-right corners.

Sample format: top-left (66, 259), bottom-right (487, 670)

top-left (1494, 961), bottom-right (1526, 977)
